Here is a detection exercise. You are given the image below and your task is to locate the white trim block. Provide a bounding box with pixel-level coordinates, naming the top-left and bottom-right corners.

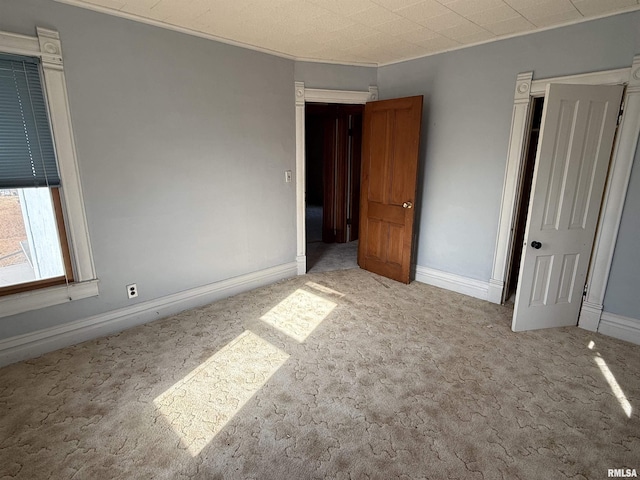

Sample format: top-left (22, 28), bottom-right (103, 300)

top-left (0, 262), bottom-right (297, 367)
top-left (296, 255), bottom-right (306, 275)
top-left (487, 279), bottom-right (504, 304)
top-left (598, 312), bottom-right (640, 346)
top-left (578, 300), bottom-right (603, 332)
top-left (415, 266), bottom-right (489, 301)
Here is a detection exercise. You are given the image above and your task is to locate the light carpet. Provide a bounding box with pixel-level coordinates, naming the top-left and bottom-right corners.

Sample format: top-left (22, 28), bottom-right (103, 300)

top-left (306, 241), bottom-right (358, 274)
top-left (0, 268), bottom-right (638, 479)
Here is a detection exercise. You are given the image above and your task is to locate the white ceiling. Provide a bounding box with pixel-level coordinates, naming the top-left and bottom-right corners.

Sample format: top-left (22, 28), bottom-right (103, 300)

top-left (57, 0), bottom-right (640, 65)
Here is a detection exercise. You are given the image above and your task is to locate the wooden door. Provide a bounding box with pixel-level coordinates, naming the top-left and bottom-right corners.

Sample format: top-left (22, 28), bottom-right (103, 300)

top-left (358, 96), bottom-right (423, 284)
top-left (512, 84), bottom-right (623, 331)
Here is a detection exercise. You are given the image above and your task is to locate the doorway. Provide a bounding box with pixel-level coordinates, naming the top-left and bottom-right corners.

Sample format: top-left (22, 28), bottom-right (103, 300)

top-left (305, 103), bottom-right (363, 273)
top-left (489, 59), bottom-right (640, 335)
top-left (504, 97), bottom-right (544, 303)
top-left (294, 83), bottom-right (378, 275)
top-left (510, 83), bottom-right (624, 331)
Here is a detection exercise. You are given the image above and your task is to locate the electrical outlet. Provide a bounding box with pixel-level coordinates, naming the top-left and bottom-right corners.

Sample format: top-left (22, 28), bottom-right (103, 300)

top-left (285, 170), bottom-right (292, 183)
top-left (126, 283), bottom-right (138, 299)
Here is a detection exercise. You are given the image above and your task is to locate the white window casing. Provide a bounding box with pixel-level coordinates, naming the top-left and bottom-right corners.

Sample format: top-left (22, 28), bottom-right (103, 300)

top-left (0, 28), bottom-right (98, 317)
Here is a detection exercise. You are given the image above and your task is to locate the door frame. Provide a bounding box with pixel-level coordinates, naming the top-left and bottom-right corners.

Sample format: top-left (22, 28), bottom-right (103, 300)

top-left (489, 54), bottom-right (640, 333)
top-left (294, 82), bottom-right (379, 274)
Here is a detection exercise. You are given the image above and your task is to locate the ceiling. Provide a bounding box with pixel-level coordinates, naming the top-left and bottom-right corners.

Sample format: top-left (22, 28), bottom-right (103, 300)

top-left (57, 0), bottom-right (640, 65)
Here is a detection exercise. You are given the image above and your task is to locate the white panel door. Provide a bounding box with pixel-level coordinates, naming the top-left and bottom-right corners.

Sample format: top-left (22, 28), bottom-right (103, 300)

top-left (512, 83), bottom-right (623, 332)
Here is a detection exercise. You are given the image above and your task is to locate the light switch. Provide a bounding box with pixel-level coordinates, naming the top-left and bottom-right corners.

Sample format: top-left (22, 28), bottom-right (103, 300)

top-left (285, 170), bottom-right (292, 183)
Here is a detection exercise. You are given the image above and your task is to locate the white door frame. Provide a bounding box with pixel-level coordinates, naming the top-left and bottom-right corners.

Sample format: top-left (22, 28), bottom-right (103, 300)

top-left (294, 83), bottom-right (379, 274)
top-left (489, 55), bottom-right (640, 333)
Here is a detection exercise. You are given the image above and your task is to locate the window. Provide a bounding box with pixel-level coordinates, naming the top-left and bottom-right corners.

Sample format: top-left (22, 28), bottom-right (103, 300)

top-left (0, 28), bottom-right (98, 318)
top-left (0, 54), bottom-right (74, 295)
top-left (0, 188), bottom-right (73, 293)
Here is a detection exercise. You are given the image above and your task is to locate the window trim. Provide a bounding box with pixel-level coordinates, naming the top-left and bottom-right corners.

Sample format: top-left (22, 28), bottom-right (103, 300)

top-left (0, 28), bottom-right (98, 317)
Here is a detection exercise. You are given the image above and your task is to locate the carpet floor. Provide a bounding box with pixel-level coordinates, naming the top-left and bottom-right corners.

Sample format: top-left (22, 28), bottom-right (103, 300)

top-left (0, 268), bottom-right (638, 479)
top-left (306, 241), bottom-right (358, 274)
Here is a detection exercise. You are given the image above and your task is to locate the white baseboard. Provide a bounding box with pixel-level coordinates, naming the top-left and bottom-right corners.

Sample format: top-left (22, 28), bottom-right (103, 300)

top-left (0, 262), bottom-right (297, 368)
top-left (598, 312), bottom-right (640, 346)
top-left (414, 266), bottom-right (489, 301)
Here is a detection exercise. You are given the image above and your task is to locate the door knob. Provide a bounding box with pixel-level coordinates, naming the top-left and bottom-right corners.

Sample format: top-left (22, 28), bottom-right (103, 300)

top-left (530, 241), bottom-right (542, 249)
top-left (402, 201), bottom-right (413, 209)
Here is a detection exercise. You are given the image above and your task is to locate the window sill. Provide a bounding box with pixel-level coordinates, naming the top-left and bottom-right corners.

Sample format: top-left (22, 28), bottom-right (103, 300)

top-left (0, 280), bottom-right (99, 318)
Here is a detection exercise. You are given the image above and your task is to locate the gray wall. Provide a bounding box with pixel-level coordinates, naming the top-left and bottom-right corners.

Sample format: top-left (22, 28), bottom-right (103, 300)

top-left (603, 141), bottom-right (640, 320)
top-left (0, 0), bottom-right (296, 338)
top-left (377, 11), bottom-right (640, 295)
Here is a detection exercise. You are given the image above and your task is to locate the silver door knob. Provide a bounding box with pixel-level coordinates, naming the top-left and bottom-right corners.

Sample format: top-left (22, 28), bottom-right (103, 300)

top-left (402, 202), bottom-right (413, 209)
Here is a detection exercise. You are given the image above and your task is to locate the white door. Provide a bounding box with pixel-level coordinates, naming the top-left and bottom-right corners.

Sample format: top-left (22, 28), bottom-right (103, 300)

top-left (512, 83), bottom-right (623, 332)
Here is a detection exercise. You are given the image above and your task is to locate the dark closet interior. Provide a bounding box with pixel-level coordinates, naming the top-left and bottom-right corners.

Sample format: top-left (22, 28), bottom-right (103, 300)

top-left (305, 103), bottom-right (364, 244)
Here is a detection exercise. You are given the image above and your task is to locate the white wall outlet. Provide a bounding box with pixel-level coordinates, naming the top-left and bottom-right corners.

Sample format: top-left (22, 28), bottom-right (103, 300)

top-left (285, 170), bottom-right (292, 183)
top-left (126, 283), bottom-right (138, 299)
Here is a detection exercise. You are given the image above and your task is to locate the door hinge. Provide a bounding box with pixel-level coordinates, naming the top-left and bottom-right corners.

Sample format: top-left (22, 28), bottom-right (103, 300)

top-left (583, 284), bottom-right (588, 299)
top-left (617, 102), bottom-right (624, 126)
top-left (346, 218), bottom-right (351, 225)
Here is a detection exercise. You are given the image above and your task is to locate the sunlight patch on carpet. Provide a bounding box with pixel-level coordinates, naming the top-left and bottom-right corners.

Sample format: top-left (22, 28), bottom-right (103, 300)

top-left (260, 288), bottom-right (336, 342)
top-left (153, 330), bottom-right (289, 456)
top-left (595, 354), bottom-right (632, 418)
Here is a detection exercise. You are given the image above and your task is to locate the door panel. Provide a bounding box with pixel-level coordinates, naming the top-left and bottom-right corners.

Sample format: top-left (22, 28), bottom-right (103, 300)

top-left (557, 253), bottom-right (579, 303)
top-left (388, 224), bottom-right (404, 265)
top-left (368, 219), bottom-right (383, 259)
top-left (512, 84), bottom-right (623, 331)
top-left (358, 96), bottom-right (423, 284)
top-left (368, 111), bottom-right (390, 204)
top-left (530, 255), bottom-right (552, 307)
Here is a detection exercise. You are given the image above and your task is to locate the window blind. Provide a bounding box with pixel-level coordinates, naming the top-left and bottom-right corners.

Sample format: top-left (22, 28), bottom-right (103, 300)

top-left (0, 54), bottom-right (60, 188)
